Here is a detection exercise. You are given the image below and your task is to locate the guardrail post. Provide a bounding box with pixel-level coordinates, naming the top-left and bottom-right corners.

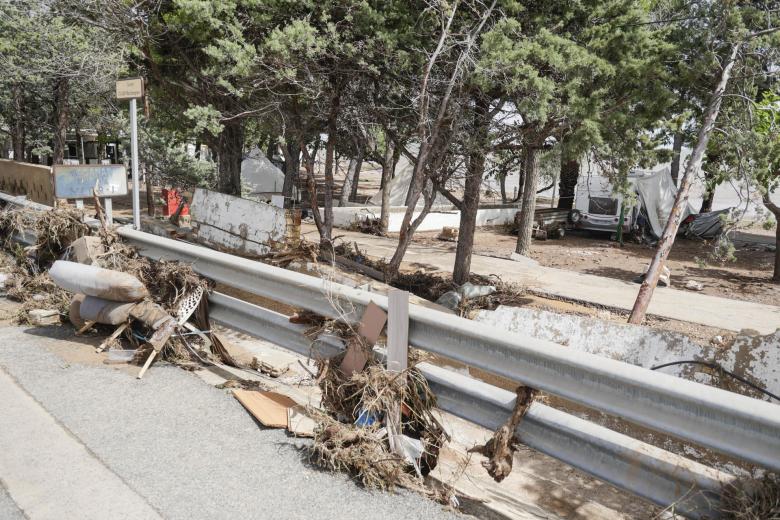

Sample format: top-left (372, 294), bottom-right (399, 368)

top-left (387, 289), bottom-right (409, 374)
top-left (387, 289), bottom-right (409, 456)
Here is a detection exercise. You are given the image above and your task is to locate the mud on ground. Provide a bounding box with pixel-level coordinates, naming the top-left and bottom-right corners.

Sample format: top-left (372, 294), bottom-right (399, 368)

top-left (410, 227), bottom-right (780, 307)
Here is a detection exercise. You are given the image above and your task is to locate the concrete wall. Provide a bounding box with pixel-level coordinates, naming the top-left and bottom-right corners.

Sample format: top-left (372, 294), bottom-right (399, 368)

top-left (476, 305), bottom-right (780, 402)
top-left (325, 204), bottom-right (518, 232)
top-left (190, 189), bottom-right (291, 256)
top-left (0, 160), bottom-right (54, 206)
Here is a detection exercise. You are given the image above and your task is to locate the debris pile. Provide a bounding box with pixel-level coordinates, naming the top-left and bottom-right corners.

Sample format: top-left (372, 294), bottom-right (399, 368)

top-left (284, 301), bottom-right (449, 497)
top-left (0, 204), bottom-right (230, 375)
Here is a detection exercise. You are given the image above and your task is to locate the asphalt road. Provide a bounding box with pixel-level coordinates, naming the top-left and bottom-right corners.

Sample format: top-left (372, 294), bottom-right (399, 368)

top-left (0, 325), bottom-right (458, 520)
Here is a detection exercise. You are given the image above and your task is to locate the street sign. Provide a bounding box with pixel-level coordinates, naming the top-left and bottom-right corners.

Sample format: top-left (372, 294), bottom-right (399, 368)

top-left (53, 164), bottom-right (128, 199)
top-left (116, 77), bottom-right (144, 100)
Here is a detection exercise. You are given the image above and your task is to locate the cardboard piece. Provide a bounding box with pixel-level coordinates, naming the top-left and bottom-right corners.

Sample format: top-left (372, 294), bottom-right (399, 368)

top-left (70, 236), bottom-right (105, 265)
top-left (287, 405), bottom-right (317, 438)
top-left (233, 390), bottom-right (298, 428)
top-left (339, 339), bottom-right (370, 376)
top-left (357, 301), bottom-right (387, 345)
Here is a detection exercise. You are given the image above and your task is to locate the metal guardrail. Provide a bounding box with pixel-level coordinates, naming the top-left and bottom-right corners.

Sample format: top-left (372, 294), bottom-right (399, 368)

top-left (209, 290), bottom-right (729, 517)
top-left (3, 193), bottom-right (778, 517)
top-left (117, 226), bottom-right (780, 474)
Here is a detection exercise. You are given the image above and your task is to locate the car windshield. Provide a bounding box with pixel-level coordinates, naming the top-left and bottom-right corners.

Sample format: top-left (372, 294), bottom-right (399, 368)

top-left (588, 197), bottom-right (618, 215)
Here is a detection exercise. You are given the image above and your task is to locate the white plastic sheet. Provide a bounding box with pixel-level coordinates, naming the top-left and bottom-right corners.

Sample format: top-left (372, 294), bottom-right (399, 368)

top-left (633, 167), bottom-right (696, 238)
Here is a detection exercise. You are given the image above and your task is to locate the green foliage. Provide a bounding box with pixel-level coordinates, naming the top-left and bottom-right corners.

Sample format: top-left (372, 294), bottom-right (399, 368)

top-left (140, 122), bottom-right (216, 189)
top-left (477, 0), bottom-right (673, 179)
top-left (184, 105), bottom-right (225, 138)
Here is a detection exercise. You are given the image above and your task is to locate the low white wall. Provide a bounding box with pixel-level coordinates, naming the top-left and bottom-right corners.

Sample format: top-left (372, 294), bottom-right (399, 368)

top-left (476, 305), bottom-right (780, 402)
top-left (325, 204), bottom-right (517, 232)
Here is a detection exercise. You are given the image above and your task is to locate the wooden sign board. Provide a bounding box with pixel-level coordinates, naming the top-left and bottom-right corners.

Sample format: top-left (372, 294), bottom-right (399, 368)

top-left (54, 164), bottom-right (128, 199)
top-left (116, 77), bottom-right (144, 100)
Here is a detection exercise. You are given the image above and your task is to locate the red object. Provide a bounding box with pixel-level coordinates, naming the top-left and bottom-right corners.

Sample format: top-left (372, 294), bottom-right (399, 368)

top-left (161, 188), bottom-right (189, 216)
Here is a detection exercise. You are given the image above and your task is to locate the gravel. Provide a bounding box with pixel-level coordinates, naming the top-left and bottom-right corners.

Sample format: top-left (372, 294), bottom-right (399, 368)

top-left (0, 325), bottom-right (458, 520)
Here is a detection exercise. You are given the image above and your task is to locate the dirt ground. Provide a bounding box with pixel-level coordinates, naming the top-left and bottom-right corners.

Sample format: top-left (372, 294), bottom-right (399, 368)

top-left (105, 177), bottom-right (779, 306)
top-left (410, 226), bottom-right (780, 307)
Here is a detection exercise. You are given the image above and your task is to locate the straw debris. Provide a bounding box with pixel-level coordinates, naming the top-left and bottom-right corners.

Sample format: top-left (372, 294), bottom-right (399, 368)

top-left (719, 476), bottom-right (780, 519)
top-left (309, 337), bottom-right (448, 495)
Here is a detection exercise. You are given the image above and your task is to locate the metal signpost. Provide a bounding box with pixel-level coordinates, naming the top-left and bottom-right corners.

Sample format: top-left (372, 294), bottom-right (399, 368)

top-left (53, 164), bottom-right (128, 224)
top-left (116, 78), bottom-right (144, 229)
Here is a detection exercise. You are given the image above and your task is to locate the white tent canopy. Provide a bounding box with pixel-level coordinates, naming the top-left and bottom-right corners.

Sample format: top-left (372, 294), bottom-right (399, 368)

top-left (632, 167), bottom-right (696, 237)
top-left (241, 148), bottom-right (286, 195)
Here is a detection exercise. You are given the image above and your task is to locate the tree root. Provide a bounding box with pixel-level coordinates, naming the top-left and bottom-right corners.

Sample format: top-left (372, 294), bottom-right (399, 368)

top-left (469, 385), bottom-right (537, 482)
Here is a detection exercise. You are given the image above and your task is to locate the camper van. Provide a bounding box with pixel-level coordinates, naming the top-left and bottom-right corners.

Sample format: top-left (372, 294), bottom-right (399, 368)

top-left (572, 174), bottom-right (638, 235)
top-left (572, 167), bottom-right (688, 238)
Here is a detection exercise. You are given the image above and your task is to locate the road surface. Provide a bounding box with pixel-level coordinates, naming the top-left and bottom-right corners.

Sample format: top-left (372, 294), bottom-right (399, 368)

top-left (0, 324), bottom-right (457, 520)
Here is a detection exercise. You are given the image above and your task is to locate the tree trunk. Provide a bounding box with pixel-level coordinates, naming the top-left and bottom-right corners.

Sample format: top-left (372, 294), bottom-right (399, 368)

top-left (700, 189), bottom-right (715, 213)
top-left (76, 129), bottom-right (84, 164)
top-left (385, 180), bottom-right (436, 279)
top-left (281, 141), bottom-right (299, 200)
top-left (300, 142), bottom-right (327, 242)
top-left (266, 137), bottom-right (277, 162)
top-left (216, 122), bottom-right (244, 195)
top-left (380, 139), bottom-right (395, 234)
top-left (763, 195), bottom-right (780, 282)
top-left (146, 176), bottom-right (155, 216)
top-left (670, 132), bottom-right (683, 187)
top-left (699, 168), bottom-right (716, 212)
top-left (515, 146), bottom-right (540, 256)
top-left (349, 150), bottom-right (363, 202)
top-left (629, 41), bottom-right (741, 324)
top-left (52, 78), bottom-right (69, 165)
top-left (775, 217), bottom-right (780, 283)
top-left (321, 93), bottom-right (340, 246)
top-left (339, 159), bottom-right (353, 207)
top-left (557, 158), bottom-right (579, 210)
top-left (453, 97), bottom-right (490, 285)
top-left (340, 148), bottom-right (364, 207)
top-left (11, 85), bottom-right (25, 161)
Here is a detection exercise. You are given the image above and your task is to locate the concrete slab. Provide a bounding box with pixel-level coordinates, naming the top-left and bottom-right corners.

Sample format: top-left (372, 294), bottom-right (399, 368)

top-left (190, 189), bottom-right (287, 255)
top-left (476, 305), bottom-right (780, 401)
top-left (0, 486), bottom-right (25, 520)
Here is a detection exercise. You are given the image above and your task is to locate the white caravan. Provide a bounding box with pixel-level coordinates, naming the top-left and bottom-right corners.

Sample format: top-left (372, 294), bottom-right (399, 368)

top-left (572, 167), bottom-right (694, 238)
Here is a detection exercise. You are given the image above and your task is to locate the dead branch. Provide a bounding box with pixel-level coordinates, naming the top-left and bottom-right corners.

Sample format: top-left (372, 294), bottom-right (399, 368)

top-left (468, 385), bottom-right (537, 482)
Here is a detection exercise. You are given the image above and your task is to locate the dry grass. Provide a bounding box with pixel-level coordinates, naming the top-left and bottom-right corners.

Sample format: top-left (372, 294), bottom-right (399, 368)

top-left (0, 207), bottom-right (90, 273)
top-left (719, 477), bottom-right (780, 519)
top-left (5, 271), bottom-right (70, 323)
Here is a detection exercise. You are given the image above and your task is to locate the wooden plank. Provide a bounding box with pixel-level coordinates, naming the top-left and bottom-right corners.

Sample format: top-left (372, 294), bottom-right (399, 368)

top-left (233, 390), bottom-right (298, 428)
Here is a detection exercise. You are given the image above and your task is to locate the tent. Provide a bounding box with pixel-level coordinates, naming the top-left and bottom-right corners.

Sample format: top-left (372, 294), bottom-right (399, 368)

top-left (632, 167), bottom-right (696, 238)
top-left (241, 148), bottom-right (286, 195)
